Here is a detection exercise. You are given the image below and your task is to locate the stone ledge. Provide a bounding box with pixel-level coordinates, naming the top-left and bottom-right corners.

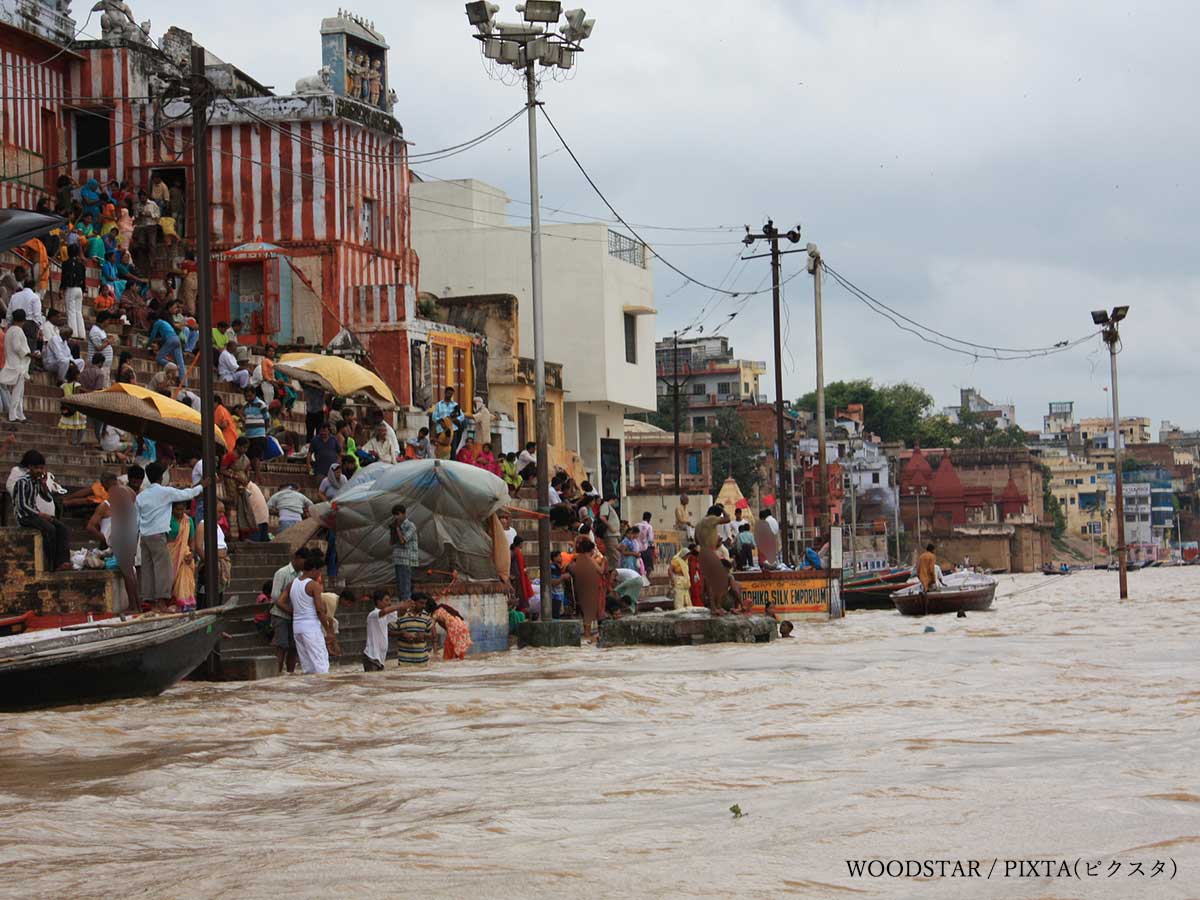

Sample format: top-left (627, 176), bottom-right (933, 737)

top-left (600, 611), bottom-right (777, 647)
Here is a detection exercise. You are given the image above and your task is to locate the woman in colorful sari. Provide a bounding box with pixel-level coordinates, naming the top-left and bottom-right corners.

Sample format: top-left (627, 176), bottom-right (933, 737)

top-left (455, 439), bottom-right (478, 466)
top-left (168, 501), bottom-right (197, 611)
top-left (475, 442), bottom-right (501, 476)
top-left (670, 545), bottom-right (694, 611)
top-left (79, 178), bottom-right (102, 219)
top-left (425, 597), bottom-right (472, 660)
top-left (115, 206), bottom-right (134, 250)
top-left (101, 250), bottom-right (127, 298)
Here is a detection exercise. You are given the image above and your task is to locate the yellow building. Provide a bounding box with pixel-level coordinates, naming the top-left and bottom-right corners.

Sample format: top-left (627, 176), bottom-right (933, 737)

top-left (1044, 454), bottom-right (1110, 543)
top-left (1078, 416), bottom-right (1152, 445)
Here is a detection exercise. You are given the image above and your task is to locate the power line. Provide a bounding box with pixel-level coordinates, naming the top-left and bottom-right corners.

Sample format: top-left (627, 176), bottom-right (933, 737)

top-left (539, 106), bottom-right (777, 300)
top-left (411, 168), bottom-right (742, 233)
top-left (823, 263), bottom-right (1099, 361)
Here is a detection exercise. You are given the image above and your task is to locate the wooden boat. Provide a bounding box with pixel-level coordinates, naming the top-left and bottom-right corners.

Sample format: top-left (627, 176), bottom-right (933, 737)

top-left (0, 611), bottom-right (33, 637)
top-left (845, 579), bottom-right (916, 610)
top-left (0, 612), bottom-right (224, 712)
top-left (891, 574), bottom-right (998, 617)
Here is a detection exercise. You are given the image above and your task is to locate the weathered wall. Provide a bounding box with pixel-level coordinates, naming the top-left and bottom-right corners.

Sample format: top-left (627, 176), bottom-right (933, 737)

top-left (933, 533), bottom-right (1012, 572)
top-left (0, 528), bottom-right (118, 617)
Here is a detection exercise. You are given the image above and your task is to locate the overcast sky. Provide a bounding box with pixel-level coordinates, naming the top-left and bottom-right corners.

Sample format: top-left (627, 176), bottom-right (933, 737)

top-left (131, 0), bottom-right (1197, 431)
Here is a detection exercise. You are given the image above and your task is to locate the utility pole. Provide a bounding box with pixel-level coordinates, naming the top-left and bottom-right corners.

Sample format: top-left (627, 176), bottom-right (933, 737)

top-left (1093, 306), bottom-right (1131, 599)
top-left (848, 458), bottom-right (858, 574)
top-left (743, 220), bottom-right (802, 565)
top-left (673, 329), bottom-right (681, 490)
top-left (524, 58), bottom-right (553, 619)
top-left (891, 461), bottom-right (901, 566)
top-left (807, 244), bottom-right (829, 541)
top-left (190, 45), bottom-right (219, 605)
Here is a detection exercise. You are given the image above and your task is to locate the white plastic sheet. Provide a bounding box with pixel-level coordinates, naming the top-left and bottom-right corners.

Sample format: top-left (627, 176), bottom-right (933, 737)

top-left (318, 460), bottom-right (510, 584)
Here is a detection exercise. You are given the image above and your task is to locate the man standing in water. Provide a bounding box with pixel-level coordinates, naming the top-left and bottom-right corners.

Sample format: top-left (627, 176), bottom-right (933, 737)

top-left (917, 543), bottom-right (940, 592)
top-left (696, 504), bottom-right (732, 615)
top-left (278, 550), bottom-right (334, 675)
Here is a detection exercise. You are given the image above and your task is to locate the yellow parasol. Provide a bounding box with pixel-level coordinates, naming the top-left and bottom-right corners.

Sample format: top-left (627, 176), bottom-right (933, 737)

top-left (276, 353), bottom-right (396, 408)
top-left (61, 383), bottom-right (228, 452)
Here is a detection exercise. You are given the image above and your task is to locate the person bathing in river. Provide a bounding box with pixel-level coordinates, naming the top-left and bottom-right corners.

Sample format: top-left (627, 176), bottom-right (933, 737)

top-left (425, 596), bottom-right (472, 661)
top-left (276, 549), bottom-right (334, 675)
top-left (364, 590), bottom-right (403, 672)
top-left (696, 504), bottom-right (731, 615)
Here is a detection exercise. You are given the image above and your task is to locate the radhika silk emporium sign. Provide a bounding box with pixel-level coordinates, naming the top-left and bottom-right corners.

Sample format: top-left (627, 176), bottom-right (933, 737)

top-left (739, 573), bottom-right (842, 618)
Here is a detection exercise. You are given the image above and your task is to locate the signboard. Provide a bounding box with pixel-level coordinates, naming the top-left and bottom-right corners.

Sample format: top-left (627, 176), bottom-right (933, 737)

top-left (740, 573), bottom-right (835, 617)
top-left (1089, 521), bottom-right (1103, 535)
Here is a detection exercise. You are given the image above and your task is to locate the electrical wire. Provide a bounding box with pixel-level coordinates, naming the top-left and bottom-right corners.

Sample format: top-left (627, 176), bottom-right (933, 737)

top-left (539, 106), bottom-right (777, 299)
top-left (823, 263), bottom-right (1100, 361)
top-left (411, 168), bottom-right (743, 233)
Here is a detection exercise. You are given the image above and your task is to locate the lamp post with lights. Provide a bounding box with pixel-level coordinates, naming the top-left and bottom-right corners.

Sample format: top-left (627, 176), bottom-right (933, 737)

top-left (1092, 305), bottom-right (1130, 600)
top-left (465, 2), bottom-right (595, 630)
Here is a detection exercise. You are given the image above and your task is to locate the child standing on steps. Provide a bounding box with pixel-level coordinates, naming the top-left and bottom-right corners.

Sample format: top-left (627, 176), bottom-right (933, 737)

top-left (58, 364), bottom-right (87, 444)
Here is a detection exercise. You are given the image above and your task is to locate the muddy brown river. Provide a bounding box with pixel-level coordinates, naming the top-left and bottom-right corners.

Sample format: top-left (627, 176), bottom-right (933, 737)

top-left (1, 570), bottom-right (1197, 899)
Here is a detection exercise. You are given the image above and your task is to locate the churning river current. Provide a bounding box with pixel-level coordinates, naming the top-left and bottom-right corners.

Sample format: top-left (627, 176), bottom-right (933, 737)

top-left (2, 569), bottom-right (1198, 899)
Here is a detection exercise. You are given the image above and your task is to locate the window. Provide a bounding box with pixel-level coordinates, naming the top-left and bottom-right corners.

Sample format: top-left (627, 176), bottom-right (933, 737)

top-left (1070, 497), bottom-right (1076, 505)
top-left (692, 416), bottom-right (707, 430)
top-left (1081, 526), bottom-right (1089, 535)
top-left (75, 109), bottom-right (112, 168)
top-left (872, 472), bottom-right (880, 484)
top-left (624, 313), bottom-right (637, 364)
top-left (743, 382), bottom-right (750, 394)
top-left (360, 198), bottom-right (376, 245)
top-left (686, 451), bottom-right (702, 475)
top-left (691, 382), bottom-right (705, 396)
top-left (717, 382), bottom-right (732, 395)
top-left (1090, 476), bottom-right (1096, 484)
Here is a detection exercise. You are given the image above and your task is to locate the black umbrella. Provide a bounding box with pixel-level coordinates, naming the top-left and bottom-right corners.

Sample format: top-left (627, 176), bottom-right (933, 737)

top-left (0, 209), bottom-right (65, 255)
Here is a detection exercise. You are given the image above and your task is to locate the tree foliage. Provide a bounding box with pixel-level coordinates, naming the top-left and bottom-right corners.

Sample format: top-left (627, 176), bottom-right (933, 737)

top-left (710, 408), bottom-right (764, 498)
top-left (795, 379), bottom-right (935, 445)
top-left (796, 378), bottom-right (1031, 450)
top-left (1039, 464), bottom-right (1066, 538)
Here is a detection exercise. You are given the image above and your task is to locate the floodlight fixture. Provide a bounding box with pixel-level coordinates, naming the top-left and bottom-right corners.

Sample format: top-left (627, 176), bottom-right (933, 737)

top-left (1111, 305), bottom-right (1129, 323)
top-left (527, 36), bottom-right (548, 61)
top-left (539, 42), bottom-right (562, 66)
top-left (466, 1), bottom-right (500, 31)
top-left (519, 1), bottom-right (563, 23)
top-left (558, 48), bottom-right (575, 68)
top-left (562, 8), bottom-right (595, 41)
top-left (484, 37), bottom-right (503, 59)
top-left (1091, 310), bottom-right (1110, 326)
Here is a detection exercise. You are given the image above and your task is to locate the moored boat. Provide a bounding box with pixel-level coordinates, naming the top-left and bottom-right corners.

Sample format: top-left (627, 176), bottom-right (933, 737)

top-left (0, 612), bottom-right (224, 712)
top-left (891, 572), bottom-right (998, 617)
top-left (0, 611), bottom-right (34, 637)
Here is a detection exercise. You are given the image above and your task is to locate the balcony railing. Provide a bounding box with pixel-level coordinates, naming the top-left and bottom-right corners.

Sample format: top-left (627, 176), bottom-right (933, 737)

top-left (608, 231), bottom-right (647, 268)
top-left (631, 472), bottom-right (709, 490)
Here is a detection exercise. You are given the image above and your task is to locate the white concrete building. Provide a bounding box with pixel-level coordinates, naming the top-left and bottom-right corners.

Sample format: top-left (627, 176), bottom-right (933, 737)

top-left (411, 178), bottom-right (657, 498)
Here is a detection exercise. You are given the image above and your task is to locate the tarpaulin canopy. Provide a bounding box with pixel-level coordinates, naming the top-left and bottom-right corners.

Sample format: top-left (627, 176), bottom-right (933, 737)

top-left (318, 460), bottom-right (510, 583)
top-left (277, 352), bottom-right (395, 408)
top-left (61, 383), bottom-right (227, 453)
top-left (0, 209), bottom-right (64, 255)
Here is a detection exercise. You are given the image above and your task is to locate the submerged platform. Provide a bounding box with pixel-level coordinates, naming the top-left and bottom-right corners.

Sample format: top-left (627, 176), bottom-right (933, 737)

top-left (599, 611), bottom-right (777, 647)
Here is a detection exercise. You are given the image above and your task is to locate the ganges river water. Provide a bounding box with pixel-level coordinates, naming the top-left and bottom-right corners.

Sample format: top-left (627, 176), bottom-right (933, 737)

top-left (2, 569), bottom-right (1199, 899)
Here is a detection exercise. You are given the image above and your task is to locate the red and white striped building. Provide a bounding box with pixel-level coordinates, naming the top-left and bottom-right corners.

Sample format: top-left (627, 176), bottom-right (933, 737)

top-left (0, 7), bottom-right (437, 409)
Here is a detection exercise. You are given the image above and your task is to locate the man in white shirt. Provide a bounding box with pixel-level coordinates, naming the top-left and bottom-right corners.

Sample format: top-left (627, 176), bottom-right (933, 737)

top-left (8, 281), bottom-right (42, 326)
top-left (0, 311), bottom-right (31, 421)
top-left (363, 590), bottom-right (403, 671)
top-left (499, 511), bottom-right (517, 547)
top-left (218, 346), bottom-right (250, 389)
top-left (135, 462), bottom-right (204, 609)
top-left (362, 423), bottom-right (399, 463)
top-left (42, 325), bottom-right (81, 383)
top-left (517, 442), bottom-right (537, 481)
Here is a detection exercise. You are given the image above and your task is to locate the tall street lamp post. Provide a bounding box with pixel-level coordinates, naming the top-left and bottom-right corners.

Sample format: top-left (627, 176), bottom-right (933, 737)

top-left (465, 2), bottom-right (595, 631)
top-left (1092, 306), bottom-right (1130, 600)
